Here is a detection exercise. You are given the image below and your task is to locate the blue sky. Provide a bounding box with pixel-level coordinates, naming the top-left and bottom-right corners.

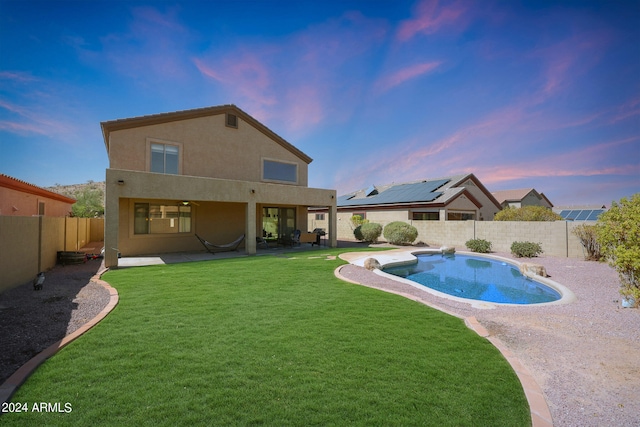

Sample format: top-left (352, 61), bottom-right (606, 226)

top-left (1, 0), bottom-right (638, 206)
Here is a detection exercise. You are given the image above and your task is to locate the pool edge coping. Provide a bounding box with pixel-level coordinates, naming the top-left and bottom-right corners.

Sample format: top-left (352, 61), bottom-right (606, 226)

top-left (342, 249), bottom-right (577, 308)
top-left (335, 258), bottom-right (554, 427)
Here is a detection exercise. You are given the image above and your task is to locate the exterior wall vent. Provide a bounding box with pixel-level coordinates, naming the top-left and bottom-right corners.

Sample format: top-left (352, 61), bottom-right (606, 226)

top-left (226, 113), bottom-right (238, 128)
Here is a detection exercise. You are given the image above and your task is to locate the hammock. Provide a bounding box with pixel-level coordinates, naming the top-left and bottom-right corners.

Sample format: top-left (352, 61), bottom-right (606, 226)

top-left (195, 234), bottom-right (245, 254)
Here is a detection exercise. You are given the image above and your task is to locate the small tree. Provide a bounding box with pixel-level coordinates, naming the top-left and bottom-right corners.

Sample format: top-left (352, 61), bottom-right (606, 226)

top-left (572, 224), bottom-right (602, 261)
top-left (383, 222), bottom-right (418, 245)
top-left (494, 206), bottom-right (562, 221)
top-left (71, 187), bottom-right (105, 218)
top-left (596, 194), bottom-right (640, 305)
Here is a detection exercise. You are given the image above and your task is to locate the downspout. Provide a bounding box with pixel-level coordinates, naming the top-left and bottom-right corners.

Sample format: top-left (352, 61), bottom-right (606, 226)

top-left (38, 215), bottom-right (43, 273)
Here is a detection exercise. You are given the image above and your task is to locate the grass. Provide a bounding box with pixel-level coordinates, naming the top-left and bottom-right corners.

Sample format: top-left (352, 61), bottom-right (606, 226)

top-left (3, 249), bottom-right (530, 426)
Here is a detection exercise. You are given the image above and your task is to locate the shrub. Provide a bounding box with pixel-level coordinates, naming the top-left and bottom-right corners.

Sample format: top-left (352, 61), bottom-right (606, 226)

top-left (465, 239), bottom-right (492, 253)
top-left (494, 206), bottom-right (562, 221)
top-left (510, 241), bottom-right (543, 258)
top-left (596, 194), bottom-right (640, 304)
top-left (350, 215), bottom-right (368, 228)
top-left (353, 225), bottom-right (364, 241)
top-left (360, 223), bottom-right (383, 243)
top-left (383, 222), bottom-right (418, 245)
top-left (572, 224), bottom-right (602, 261)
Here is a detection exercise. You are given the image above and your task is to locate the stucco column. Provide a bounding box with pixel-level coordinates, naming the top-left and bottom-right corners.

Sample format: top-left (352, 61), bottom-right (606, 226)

top-left (245, 200), bottom-right (256, 255)
top-left (104, 172), bottom-right (120, 268)
top-left (329, 204), bottom-right (338, 248)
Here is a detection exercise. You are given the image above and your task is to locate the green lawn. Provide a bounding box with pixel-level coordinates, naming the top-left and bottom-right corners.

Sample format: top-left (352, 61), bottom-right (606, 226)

top-left (3, 249), bottom-right (530, 426)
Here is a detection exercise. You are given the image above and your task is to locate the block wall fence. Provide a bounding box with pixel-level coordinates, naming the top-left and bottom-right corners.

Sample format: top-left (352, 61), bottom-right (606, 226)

top-left (336, 218), bottom-right (590, 259)
top-left (0, 217), bottom-right (104, 293)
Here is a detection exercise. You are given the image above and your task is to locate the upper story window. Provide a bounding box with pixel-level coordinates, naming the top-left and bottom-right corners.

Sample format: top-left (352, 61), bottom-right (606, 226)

top-left (150, 143), bottom-right (179, 174)
top-left (263, 159), bottom-right (297, 184)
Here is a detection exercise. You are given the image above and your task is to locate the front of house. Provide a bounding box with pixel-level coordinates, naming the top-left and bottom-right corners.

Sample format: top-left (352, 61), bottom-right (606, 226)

top-left (102, 105), bottom-right (337, 268)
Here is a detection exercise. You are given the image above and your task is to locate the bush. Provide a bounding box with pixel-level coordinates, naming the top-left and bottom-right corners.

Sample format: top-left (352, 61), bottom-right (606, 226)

top-left (353, 225), bottom-right (364, 241)
top-left (383, 222), bottom-right (418, 245)
top-left (359, 223), bottom-right (382, 243)
top-left (350, 215), bottom-right (368, 228)
top-left (596, 194), bottom-right (640, 304)
top-left (510, 241), bottom-right (543, 258)
top-left (465, 239), bottom-right (492, 253)
top-left (495, 206), bottom-right (562, 221)
top-left (572, 224), bottom-right (602, 261)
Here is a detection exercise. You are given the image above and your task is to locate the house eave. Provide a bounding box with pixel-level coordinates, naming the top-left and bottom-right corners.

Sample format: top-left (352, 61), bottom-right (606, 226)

top-left (101, 104), bottom-right (313, 164)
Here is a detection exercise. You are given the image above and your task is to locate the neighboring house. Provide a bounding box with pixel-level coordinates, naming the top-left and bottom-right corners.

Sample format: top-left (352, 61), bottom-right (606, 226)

top-left (0, 173), bottom-right (75, 217)
top-left (318, 174), bottom-right (501, 235)
top-left (102, 104), bottom-right (337, 268)
top-left (491, 188), bottom-right (553, 209)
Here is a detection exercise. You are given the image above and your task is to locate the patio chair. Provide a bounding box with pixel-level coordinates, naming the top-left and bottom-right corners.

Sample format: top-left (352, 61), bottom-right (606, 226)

top-left (256, 236), bottom-right (270, 249)
top-left (196, 234), bottom-right (245, 254)
top-left (293, 229), bottom-right (301, 246)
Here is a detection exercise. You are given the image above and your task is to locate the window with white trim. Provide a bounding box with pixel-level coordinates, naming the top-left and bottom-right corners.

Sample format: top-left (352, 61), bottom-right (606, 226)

top-left (150, 143), bottom-right (179, 174)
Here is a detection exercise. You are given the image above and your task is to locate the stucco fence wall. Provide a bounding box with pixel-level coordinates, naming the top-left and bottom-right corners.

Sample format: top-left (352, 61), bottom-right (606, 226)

top-left (0, 217), bottom-right (104, 293)
top-left (336, 217), bottom-right (591, 259)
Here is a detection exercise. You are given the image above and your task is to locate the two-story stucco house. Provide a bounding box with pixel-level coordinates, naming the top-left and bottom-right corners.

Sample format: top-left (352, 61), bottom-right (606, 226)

top-left (102, 105), bottom-right (337, 268)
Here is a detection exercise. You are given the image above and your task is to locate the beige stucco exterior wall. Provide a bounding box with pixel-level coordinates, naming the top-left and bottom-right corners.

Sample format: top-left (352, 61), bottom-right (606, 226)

top-left (521, 192), bottom-right (553, 208)
top-left (106, 113), bottom-right (309, 186)
top-left (457, 178), bottom-right (500, 220)
top-left (104, 169), bottom-right (337, 266)
top-left (0, 186), bottom-right (73, 217)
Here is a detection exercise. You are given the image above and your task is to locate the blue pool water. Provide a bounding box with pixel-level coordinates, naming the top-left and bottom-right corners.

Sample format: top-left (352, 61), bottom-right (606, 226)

top-left (384, 254), bottom-right (561, 304)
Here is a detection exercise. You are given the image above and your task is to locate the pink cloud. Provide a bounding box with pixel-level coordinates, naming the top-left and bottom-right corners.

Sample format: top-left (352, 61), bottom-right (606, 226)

top-left (529, 28), bottom-right (612, 103)
top-left (396, 0), bottom-right (469, 42)
top-left (0, 99), bottom-right (74, 137)
top-left (193, 11), bottom-right (387, 135)
top-left (375, 61), bottom-right (442, 93)
top-left (0, 71), bottom-right (37, 83)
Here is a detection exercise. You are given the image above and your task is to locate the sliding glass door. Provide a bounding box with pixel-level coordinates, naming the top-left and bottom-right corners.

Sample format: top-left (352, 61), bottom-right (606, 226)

top-left (262, 207), bottom-right (296, 243)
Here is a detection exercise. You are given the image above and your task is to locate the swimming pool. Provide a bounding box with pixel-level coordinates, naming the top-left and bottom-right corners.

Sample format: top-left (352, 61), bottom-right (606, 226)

top-left (384, 253), bottom-right (562, 305)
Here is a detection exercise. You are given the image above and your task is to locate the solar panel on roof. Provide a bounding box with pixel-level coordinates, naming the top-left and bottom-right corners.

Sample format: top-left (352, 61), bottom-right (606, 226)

top-left (567, 209), bottom-right (580, 221)
top-left (337, 178), bottom-right (450, 207)
top-left (559, 209), bottom-right (606, 221)
top-left (575, 210), bottom-right (590, 220)
top-left (586, 210), bottom-right (604, 221)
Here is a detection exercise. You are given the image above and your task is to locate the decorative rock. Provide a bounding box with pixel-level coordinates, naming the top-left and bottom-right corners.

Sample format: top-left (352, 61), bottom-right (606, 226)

top-left (364, 258), bottom-right (381, 271)
top-left (520, 263), bottom-right (548, 277)
top-left (440, 246), bottom-right (456, 254)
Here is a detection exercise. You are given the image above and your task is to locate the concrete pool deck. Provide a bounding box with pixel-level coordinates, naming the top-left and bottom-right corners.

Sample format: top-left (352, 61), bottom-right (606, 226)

top-left (336, 248), bottom-right (554, 426)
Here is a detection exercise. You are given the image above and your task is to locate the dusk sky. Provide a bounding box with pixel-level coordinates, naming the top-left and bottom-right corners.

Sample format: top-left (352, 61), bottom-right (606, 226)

top-left (1, 0), bottom-right (638, 206)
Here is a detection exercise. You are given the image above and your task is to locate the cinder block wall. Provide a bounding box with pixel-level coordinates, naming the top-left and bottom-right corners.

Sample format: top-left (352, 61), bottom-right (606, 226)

top-left (336, 217), bottom-right (592, 259)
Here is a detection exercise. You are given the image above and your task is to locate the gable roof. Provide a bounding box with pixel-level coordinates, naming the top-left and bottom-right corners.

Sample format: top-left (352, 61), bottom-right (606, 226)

top-left (492, 188), bottom-right (553, 207)
top-left (101, 104), bottom-right (313, 164)
top-left (0, 174), bottom-right (76, 204)
top-left (337, 173), bottom-right (496, 209)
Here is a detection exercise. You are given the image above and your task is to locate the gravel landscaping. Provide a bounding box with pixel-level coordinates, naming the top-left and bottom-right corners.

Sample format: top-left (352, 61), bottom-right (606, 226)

top-left (338, 251), bottom-right (640, 427)
top-left (2, 247), bottom-right (638, 427)
top-left (0, 259), bottom-right (110, 385)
